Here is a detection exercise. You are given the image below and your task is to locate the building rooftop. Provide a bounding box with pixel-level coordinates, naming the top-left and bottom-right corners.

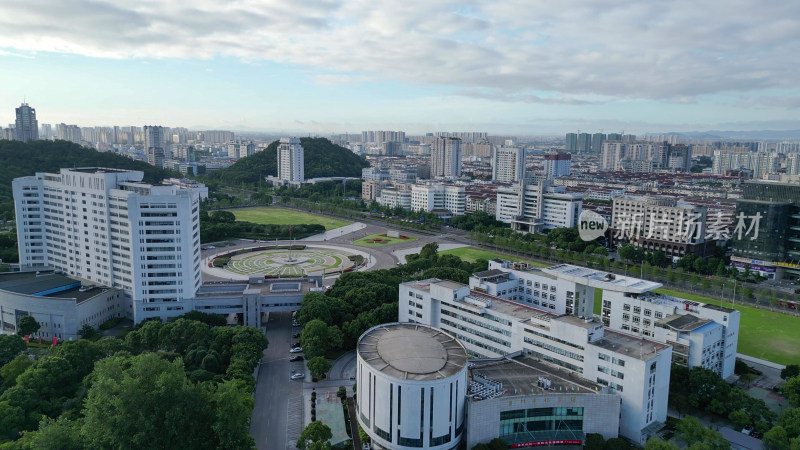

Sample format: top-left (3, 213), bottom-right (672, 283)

top-left (591, 330), bottom-right (668, 361)
top-left (67, 167), bottom-right (135, 174)
top-left (701, 303), bottom-right (736, 314)
top-left (473, 269), bottom-right (508, 279)
top-left (658, 314), bottom-right (712, 332)
top-left (542, 264), bottom-right (661, 293)
top-left (358, 323), bottom-right (468, 381)
top-left (437, 280), bottom-right (467, 290)
top-left (468, 356), bottom-right (601, 400)
top-left (0, 272), bottom-right (112, 303)
top-left (468, 291), bottom-right (557, 321)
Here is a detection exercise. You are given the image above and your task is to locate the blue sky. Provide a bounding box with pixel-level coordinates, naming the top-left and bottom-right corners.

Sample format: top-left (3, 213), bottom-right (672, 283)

top-left (1, 0), bottom-right (799, 135)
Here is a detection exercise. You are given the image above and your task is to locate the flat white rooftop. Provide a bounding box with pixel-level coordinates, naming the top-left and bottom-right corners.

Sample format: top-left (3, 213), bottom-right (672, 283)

top-left (542, 264), bottom-right (662, 293)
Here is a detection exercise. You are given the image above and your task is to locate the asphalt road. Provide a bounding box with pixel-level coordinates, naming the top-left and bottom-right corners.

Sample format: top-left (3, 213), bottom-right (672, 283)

top-left (250, 311), bottom-right (303, 450)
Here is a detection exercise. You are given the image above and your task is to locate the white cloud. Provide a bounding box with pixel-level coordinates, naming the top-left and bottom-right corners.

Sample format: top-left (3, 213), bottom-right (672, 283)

top-left (0, 0), bottom-right (798, 102)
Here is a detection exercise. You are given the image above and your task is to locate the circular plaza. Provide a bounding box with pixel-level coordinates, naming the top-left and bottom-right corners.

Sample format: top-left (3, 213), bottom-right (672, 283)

top-left (204, 245), bottom-right (366, 280)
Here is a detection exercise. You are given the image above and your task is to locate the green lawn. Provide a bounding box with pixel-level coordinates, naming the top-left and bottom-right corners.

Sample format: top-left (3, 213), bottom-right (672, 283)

top-left (440, 247), bottom-right (549, 268)
top-left (353, 233), bottom-right (417, 247)
top-left (226, 207), bottom-right (350, 230)
top-left (654, 288), bottom-right (800, 366)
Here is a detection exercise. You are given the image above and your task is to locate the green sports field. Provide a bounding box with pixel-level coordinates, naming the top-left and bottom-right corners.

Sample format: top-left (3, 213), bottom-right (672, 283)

top-left (594, 287), bottom-right (800, 365)
top-left (653, 288), bottom-right (800, 365)
top-left (353, 233), bottom-right (417, 247)
top-left (440, 247), bottom-right (549, 267)
top-left (226, 207), bottom-right (350, 230)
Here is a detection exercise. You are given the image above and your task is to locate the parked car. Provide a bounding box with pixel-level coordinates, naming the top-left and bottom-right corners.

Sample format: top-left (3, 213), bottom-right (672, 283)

top-left (289, 355), bottom-right (304, 362)
top-left (292, 333), bottom-right (301, 338)
top-left (290, 342), bottom-right (300, 348)
top-left (291, 373), bottom-right (304, 380)
top-left (290, 347), bottom-right (303, 353)
top-left (292, 321), bottom-right (300, 327)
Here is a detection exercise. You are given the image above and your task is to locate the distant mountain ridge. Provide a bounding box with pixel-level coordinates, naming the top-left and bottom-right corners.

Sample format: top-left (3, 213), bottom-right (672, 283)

top-left (661, 130), bottom-right (800, 141)
top-left (205, 137), bottom-right (368, 185)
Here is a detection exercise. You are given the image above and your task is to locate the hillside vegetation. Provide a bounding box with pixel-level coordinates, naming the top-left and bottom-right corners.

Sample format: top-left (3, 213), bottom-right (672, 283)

top-left (205, 137), bottom-right (368, 185)
top-left (0, 140), bottom-right (178, 221)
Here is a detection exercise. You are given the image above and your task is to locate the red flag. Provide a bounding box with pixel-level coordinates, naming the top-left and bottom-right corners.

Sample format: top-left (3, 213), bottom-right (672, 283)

top-left (24, 335), bottom-right (29, 344)
top-left (52, 337), bottom-right (58, 346)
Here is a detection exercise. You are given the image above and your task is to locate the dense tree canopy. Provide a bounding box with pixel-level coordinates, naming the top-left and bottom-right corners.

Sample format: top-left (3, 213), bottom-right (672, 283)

top-left (206, 137), bottom-right (369, 185)
top-left (0, 314), bottom-right (267, 447)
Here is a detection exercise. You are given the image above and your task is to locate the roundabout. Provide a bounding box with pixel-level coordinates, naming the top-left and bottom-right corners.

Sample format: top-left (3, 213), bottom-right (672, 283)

top-left (204, 245), bottom-right (367, 279)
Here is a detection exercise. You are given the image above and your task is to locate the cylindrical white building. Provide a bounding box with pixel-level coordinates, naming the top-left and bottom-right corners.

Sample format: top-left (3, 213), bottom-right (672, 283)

top-left (356, 323), bottom-right (468, 450)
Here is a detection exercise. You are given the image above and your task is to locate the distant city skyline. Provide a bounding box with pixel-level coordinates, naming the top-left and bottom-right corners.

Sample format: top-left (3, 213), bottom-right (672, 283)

top-left (1, 1), bottom-right (799, 135)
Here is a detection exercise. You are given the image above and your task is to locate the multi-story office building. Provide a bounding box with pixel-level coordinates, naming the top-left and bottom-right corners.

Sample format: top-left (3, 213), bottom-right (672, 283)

top-left (400, 275), bottom-right (672, 445)
top-left (378, 188), bottom-right (412, 210)
top-left (410, 184), bottom-right (465, 216)
top-left (361, 180), bottom-right (384, 201)
top-left (610, 195), bottom-right (709, 259)
top-left (543, 152), bottom-right (571, 179)
top-left (491, 146), bottom-right (525, 182)
top-left (277, 137), bottom-right (304, 183)
top-left (496, 179), bottom-right (582, 232)
top-left (13, 168), bottom-right (204, 323)
top-left (729, 181), bottom-right (800, 280)
top-left (469, 261), bottom-right (740, 380)
top-left (14, 103), bottom-right (38, 142)
top-left (431, 137), bottom-right (462, 177)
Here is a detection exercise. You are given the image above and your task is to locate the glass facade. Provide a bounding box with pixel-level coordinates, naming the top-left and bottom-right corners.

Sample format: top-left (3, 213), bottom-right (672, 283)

top-left (499, 407), bottom-right (584, 444)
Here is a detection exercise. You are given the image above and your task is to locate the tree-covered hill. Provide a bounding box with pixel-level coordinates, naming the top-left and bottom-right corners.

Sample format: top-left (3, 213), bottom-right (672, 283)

top-left (205, 137), bottom-right (368, 185)
top-left (0, 140), bottom-right (178, 221)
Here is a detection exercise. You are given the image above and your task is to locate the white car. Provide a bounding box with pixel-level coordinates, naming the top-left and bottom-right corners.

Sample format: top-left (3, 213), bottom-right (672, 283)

top-left (291, 373), bottom-right (304, 380)
top-left (290, 347), bottom-right (303, 353)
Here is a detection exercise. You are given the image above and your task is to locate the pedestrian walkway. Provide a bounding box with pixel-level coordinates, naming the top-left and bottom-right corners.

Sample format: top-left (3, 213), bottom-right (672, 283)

top-left (302, 222), bottom-right (367, 241)
top-left (737, 353), bottom-right (786, 370)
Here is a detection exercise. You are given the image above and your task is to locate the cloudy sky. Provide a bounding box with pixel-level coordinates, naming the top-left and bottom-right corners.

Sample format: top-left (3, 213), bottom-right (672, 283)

top-left (1, 0), bottom-right (799, 135)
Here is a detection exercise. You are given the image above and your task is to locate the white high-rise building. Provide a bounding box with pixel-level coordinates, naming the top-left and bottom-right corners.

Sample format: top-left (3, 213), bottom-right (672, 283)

top-left (277, 137), bottom-right (304, 182)
top-left (13, 168), bottom-right (204, 323)
top-left (543, 152), bottom-right (571, 179)
top-left (491, 146), bottom-right (525, 182)
top-left (600, 142), bottom-right (625, 171)
top-left (14, 103), bottom-right (38, 142)
top-left (57, 123), bottom-right (82, 144)
top-left (144, 125), bottom-right (167, 167)
top-left (431, 137), bottom-right (462, 177)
